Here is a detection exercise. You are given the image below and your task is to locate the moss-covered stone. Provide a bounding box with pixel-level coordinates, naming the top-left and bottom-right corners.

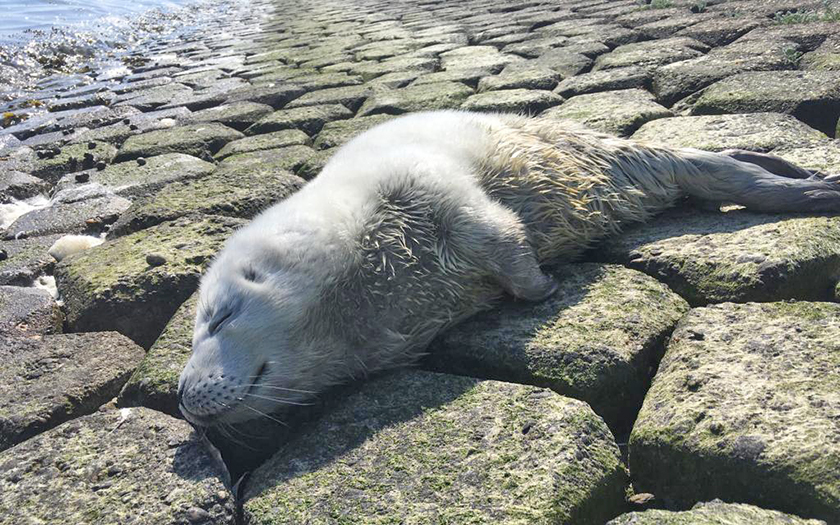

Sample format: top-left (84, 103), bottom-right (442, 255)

top-left (409, 68), bottom-right (488, 88)
top-left (244, 370), bottom-right (628, 525)
top-left (0, 407), bottom-right (234, 524)
top-left (632, 113), bottom-right (828, 152)
top-left (608, 500), bottom-right (827, 525)
top-left (629, 302), bottom-right (840, 523)
top-left (115, 123), bottom-right (243, 162)
top-left (7, 193), bottom-right (130, 239)
top-left (477, 65), bottom-right (560, 92)
top-left (0, 171), bottom-right (49, 202)
top-left (771, 140), bottom-right (840, 175)
top-left (246, 104), bottom-right (353, 136)
top-left (542, 89), bottom-right (671, 136)
top-left (213, 129), bottom-right (309, 160)
top-left (596, 207), bottom-right (840, 305)
top-left (312, 115), bottom-right (394, 150)
top-left (802, 34), bottom-right (840, 72)
top-left (54, 153), bottom-right (215, 198)
top-left (54, 215), bottom-right (243, 348)
top-left (223, 83), bottom-right (305, 109)
top-left (440, 45), bottom-right (523, 73)
top-left (0, 332), bottom-right (144, 451)
top-left (285, 84), bottom-right (380, 112)
top-left (31, 141), bottom-right (118, 183)
top-left (349, 57), bottom-right (437, 81)
top-left (461, 88), bottom-right (563, 114)
top-left (184, 101), bottom-right (274, 131)
top-left (555, 66), bottom-right (650, 98)
top-left (119, 293), bottom-right (197, 417)
top-left (357, 81), bottom-right (473, 116)
top-left (109, 153), bottom-right (304, 237)
top-left (594, 38), bottom-right (707, 72)
top-left (693, 71), bottom-right (840, 137)
top-left (533, 49), bottom-right (593, 78)
top-left (0, 234), bottom-right (61, 286)
top-left (652, 37), bottom-right (797, 106)
top-left (426, 263), bottom-right (688, 435)
top-left (114, 82), bottom-right (194, 111)
top-left (295, 149), bottom-right (335, 180)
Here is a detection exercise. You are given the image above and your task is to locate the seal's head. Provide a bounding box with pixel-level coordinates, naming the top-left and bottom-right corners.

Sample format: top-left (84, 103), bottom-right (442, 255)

top-left (177, 235), bottom-right (321, 428)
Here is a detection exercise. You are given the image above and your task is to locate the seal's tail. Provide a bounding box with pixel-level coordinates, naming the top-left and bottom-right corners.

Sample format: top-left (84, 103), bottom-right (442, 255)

top-left (674, 148), bottom-right (840, 213)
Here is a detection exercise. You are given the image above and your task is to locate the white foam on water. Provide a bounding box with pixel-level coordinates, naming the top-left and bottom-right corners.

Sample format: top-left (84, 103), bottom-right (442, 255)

top-left (0, 194), bottom-right (49, 230)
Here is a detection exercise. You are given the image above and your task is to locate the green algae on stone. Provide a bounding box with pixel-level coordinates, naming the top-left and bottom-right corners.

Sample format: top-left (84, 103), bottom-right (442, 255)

top-left (408, 67), bottom-right (489, 87)
top-left (596, 207), bottom-right (840, 305)
top-left (0, 234), bottom-right (61, 285)
top-left (244, 370), bottom-right (628, 525)
top-left (0, 171), bottom-right (49, 202)
top-left (224, 83), bottom-right (305, 109)
top-left (184, 101), bottom-right (274, 131)
top-left (0, 285), bottom-right (62, 338)
top-left (357, 81), bottom-right (473, 116)
top-left (284, 84), bottom-right (381, 112)
top-left (31, 140), bottom-right (118, 183)
top-left (533, 49), bottom-right (593, 78)
top-left (312, 115), bottom-right (394, 150)
top-left (109, 155), bottom-right (304, 237)
top-left (461, 88), bottom-right (563, 114)
top-left (0, 407), bottom-right (234, 524)
top-left (425, 263), bottom-right (688, 435)
top-left (593, 37), bottom-right (707, 72)
top-left (214, 129), bottom-right (310, 160)
top-left (629, 302), bottom-right (840, 523)
top-left (477, 65), bottom-right (560, 92)
top-left (119, 293), bottom-right (197, 417)
top-left (554, 66), bottom-right (651, 98)
top-left (608, 500), bottom-right (827, 525)
top-left (692, 71), bottom-right (840, 137)
top-left (632, 113), bottom-right (828, 152)
top-left (6, 193), bottom-right (130, 239)
top-left (114, 83), bottom-right (193, 111)
top-left (542, 89), bottom-right (671, 137)
top-left (802, 35), bottom-right (840, 71)
top-left (652, 37), bottom-right (799, 106)
top-left (295, 149), bottom-right (335, 180)
top-left (54, 215), bottom-right (244, 348)
top-left (54, 153), bottom-right (215, 198)
top-left (440, 45), bottom-right (524, 73)
top-left (349, 56), bottom-right (438, 81)
top-left (115, 123), bottom-right (244, 162)
top-left (246, 104), bottom-right (353, 136)
top-left (0, 332), bottom-right (144, 451)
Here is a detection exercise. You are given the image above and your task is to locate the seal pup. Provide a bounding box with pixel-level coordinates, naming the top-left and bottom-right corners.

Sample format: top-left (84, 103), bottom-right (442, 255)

top-left (177, 110), bottom-right (840, 427)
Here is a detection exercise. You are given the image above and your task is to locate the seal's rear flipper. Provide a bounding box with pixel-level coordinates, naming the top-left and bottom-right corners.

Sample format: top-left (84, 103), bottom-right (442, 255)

top-left (678, 148), bottom-right (840, 213)
top-left (720, 149), bottom-right (815, 180)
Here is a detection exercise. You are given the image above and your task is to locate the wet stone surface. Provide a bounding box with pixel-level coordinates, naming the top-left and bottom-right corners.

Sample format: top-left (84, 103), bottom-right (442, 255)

top-left (244, 370), bottom-right (628, 525)
top-left (0, 407), bottom-right (234, 524)
top-left (0, 285), bottom-right (62, 338)
top-left (630, 302), bottom-right (840, 523)
top-left (0, 332), bottom-right (144, 451)
top-left (115, 122), bottom-right (244, 162)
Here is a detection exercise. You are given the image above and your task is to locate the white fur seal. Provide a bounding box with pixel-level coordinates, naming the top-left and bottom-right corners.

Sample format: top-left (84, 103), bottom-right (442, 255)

top-left (177, 110), bottom-right (840, 427)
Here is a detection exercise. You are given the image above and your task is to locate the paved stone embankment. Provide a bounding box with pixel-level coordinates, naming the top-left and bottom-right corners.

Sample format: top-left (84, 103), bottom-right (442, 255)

top-left (1, 0), bottom-right (839, 523)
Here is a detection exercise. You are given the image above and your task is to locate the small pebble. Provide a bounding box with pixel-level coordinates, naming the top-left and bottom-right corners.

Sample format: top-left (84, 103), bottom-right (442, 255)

top-left (146, 253), bottom-right (167, 267)
top-left (186, 507), bottom-right (211, 523)
top-left (75, 173), bottom-right (90, 183)
top-left (96, 161), bottom-right (107, 170)
top-left (136, 157), bottom-right (147, 166)
top-left (0, 249), bottom-right (7, 261)
top-left (87, 141), bottom-right (97, 150)
top-left (122, 118), bottom-right (131, 125)
top-left (129, 124), bottom-right (139, 131)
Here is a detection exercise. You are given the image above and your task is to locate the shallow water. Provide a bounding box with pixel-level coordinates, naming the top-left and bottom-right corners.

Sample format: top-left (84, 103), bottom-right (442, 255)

top-left (0, 0), bottom-right (192, 42)
top-left (0, 0), bottom-right (222, 104)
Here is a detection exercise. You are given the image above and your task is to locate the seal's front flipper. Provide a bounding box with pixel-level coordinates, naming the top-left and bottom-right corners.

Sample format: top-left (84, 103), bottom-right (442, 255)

top-left (477, 202), bottom-right (558, 302)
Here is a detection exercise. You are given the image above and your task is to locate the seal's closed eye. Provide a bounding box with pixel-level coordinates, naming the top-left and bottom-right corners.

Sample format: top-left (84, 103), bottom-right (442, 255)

top-left (208, 310), bottom-right (233, 335)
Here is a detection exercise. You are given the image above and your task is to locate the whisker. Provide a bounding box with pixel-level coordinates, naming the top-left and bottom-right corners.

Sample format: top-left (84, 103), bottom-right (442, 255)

top-left (242, 393), bottom-right (314, 406)
top-left (241, 404), bottom-right (288, 427)
top-left (233, 384), bottom-right (316, 395)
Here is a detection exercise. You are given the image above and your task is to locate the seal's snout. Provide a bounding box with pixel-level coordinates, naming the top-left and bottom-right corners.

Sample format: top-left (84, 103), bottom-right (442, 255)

top-left (178, 367), bottom-right (247, 426)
